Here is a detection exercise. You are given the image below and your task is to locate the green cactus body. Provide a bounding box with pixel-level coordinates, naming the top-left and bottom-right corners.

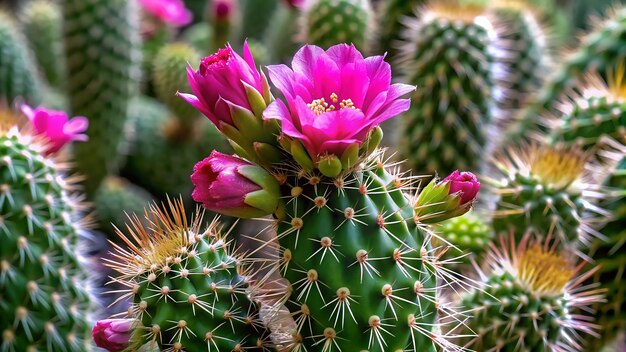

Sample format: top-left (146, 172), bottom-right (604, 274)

top-left (240, 0), bottom-right (279, 41)
top-left (508, 6), bottom-right (626, 140)
top-left (63, 0), bottom-right (141, 196)
top-left (107, 201), bottom-right (270, 351)
top-left (21, 0), bottom-right (66, 90)
top-left (153, 43), bottom-right (201, 129)
top-left (490, 3), bottom-right (551, 133)
top-left (270, 153), bottom-right (442, 351)
top-left (264, 4), bottom-right (301, 63)
top-left (435, 211), bottom-right (493, 267)
top-left (0, 128), bottom-right (92, 351)
top-left (586, 160), bottom-right (626, 349)
top-left (0, 11), bottom-right (42, 105)
top-left (398, 4), bottom-right (494, 174)
top-left (490, 144), bottom-right (600, 246)
top-left (548, 76), bottom-right (626, 150)
top-left (458, 240), bottom-right (597, 351)
top-left (303, 0), bottom-right (373, 51)
top-left (93, 176), bottom-right (153, 237)
top-left (122, 97), bottom-right (229, 203)
top-left (376, 0), bottom-right (424, 61)
top-left (182, 22), bottom-right (213, 56)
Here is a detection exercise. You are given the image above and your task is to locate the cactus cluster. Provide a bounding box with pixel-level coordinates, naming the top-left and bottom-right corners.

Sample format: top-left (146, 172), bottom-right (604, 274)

top-left (0, 118), bottom-right (93, 351)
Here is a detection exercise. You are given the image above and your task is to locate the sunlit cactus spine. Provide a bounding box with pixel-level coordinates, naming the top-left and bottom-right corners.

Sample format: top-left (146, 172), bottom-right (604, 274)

top-left (488, 143), bottom-right (607, 248)
top-left (547, 67), bottom-right (626, 152)
top-left (455, 236), bottom-right (604, 351)
top-left (398, 1), bottom-right (495, 174)
top-left (20, 0), bottom-right (66, 90)
top-left (0, 10), bottom-right (42, 105)
top-left (435, 210), bottom-right (493, 269)
top-left (93, 176), bottom-right (153, 237)
top-left (152, 42), bottom-right (202, 130)
top-left (301, 0), bottom-right (373, 51)
top-left (489, 0), bottom-right (552, 132)
top-left (63, 0), bottom-right (142, 196)
top-left (101, 200), bottom-right (271, 351)
top-left (586, 159), bottom-right (626, 350)
top-left (0, 111), bottom-right (93, 351)
top-left (509, 6), bottom-right (626, 140)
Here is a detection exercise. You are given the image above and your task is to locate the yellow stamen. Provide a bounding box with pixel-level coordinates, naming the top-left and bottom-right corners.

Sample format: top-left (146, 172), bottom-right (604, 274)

top-left (518, 245), bottom-right (574, 297)
top-left (307, 93), bottom-right (359, 116)
top-left (529, 145), bottom-right (587, 190)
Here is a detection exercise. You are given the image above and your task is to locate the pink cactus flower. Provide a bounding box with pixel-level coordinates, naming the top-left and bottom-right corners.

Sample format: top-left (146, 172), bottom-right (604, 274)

top-left (21, 104), bottom-right (88, 155)
top-left (443, 170), bottom-right (480, 205)
top-left (283, 0), bottom-right (305, 8)
top-left (139, 0), bottom-right (192, 27)
top-left (263, 44), bottom-right (414, 159)
top-left (191, 151), bottom-right (280, 218)
top-left (213, 0), bottom-right (236, 20)
top-left (92, 319), bottom-right (133, 352)
top-left (178, 42), bottom-right (267, 129)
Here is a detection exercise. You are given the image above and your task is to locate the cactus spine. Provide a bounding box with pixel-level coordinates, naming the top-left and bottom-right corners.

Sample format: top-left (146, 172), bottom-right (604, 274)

top-left (398, 2), bottom-right (495, 174)
top-left (302, 0), bottom-right (373, 51)
top-left (0, 115), bottom-right (93, 351)
top-left (265, 150), bottom-right (452, 351)
top-left (105, 200), bottom-right (271, 351)
top-left (457, 237), bottom-right (603, 351)
top-left (63, 0), bottom-right (141, 196)
top-left (20, 0), bottom-right (66, 90)
top-left (0, 10), bottom-right (42, 105)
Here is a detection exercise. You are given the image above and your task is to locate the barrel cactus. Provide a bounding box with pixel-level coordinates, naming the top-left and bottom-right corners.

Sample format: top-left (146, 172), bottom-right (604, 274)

top-left (398, 1), bottom-right (495, 174)
top-left (0, 107), bottom-right (93, 351)
top-left (97, 200), bottom-right (271, 351)
top-left (435, 210), bottom-right (493, 269)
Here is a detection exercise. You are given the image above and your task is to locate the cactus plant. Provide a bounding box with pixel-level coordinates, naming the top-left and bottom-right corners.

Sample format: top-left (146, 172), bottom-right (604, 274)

top-left (101, 200), bottom-right (271, 351)
top-left (301, 0), bottom-right (373, 51)
top-left (508, 6), bottom-right (626, 141)
top-left (456, 236), bottom-right (603, 351)
top-left (93, 176), bottom-right (154, 237)
top-left (376, 0), bottom-right (425, 62)
top-left (0, 111), bottom-right (93, 351)
top-left (152, 42), bottom-right (202, 130)
top-left (20, 0), bottom-right (66, 90)
top-left (63, 0), bottom-right (142, 196)
top-left (435, 210), bottom-right (493, 269)
top-left (264, 1), bottom-right (301, 63)
top-left (398, 2), bottom-right (495, 174)
top-left (586, 159), bottom-right (626, 349)
top-left (489, 1), bottom-right (552, 133)
top-left (122, 97), bottom-right (230, 204)
top-left (0, 10), bottom-right (42, 105)
top-left (240, 0), bottom-right (279, 41)
top-left (488, 143), bottom-right (608, 248)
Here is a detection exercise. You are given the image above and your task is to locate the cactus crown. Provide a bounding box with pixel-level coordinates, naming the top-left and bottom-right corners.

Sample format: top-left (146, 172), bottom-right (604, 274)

top-left (425, 1), bottom-right (485, 22)
top-left (517, 244), bottom-right (574, 296)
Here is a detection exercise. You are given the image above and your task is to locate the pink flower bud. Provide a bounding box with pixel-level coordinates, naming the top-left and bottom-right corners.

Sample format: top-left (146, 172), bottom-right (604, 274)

top-left (139, 0), bottom-right (192, 27)
top-left (178, 42), bottom-right (267, 130)
top-left (442, 170), bottom-right (480, 205)
top-left (191, 151), bottom-right (280, 218)
top-left (213, 0), bottom-right (236, 20)
top-left (21, 104), bottom-right (88, 155)
top-left (283, 0), bottom-right (304, 9)
top-left (92, 319), bottom-right (133, 352)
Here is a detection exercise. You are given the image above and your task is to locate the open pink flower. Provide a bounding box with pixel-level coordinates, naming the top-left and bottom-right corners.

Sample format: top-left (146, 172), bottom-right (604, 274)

top-left (92, 319), bottom-right (133, 352)
top-left (263, 44), bottom-right (414, 159)
top-left (139, 0), bottom-right (192, 27)
top-left (21, 104), bottom-right (88, 155)
top-left (191, 151), bottom-right (280, 218)
top-left (178, 42), bottom-right (266, 128)
top-left (443, 170), bottom-right (480, 205)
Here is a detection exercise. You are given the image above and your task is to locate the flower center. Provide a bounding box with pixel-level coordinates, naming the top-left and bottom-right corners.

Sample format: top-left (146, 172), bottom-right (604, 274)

top-left (199, 47), bottom-right (233, 75)
top-left (517, 245), bottom-right (574, 297)
top-left (307, 92), bottom-right (359, 116)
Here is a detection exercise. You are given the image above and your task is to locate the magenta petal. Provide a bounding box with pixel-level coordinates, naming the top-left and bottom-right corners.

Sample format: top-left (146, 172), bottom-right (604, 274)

top-left (369, 98), bottom-right (411, 125)
top-left (387, 83), bottom-right (416, 100)
top-left (267, 64), bottom-right (296, 98)
top-left (263, 100), bottom-right (290, 121)
top-left (242, 41), bottom-right (257, 72)
top-left (63, 116), bottom-right (89, 135)
top-left (20, 104), bottom-right (34, 121)
top-left (318, 139), bottom-right (361, 156)
top-left (326, 43), bottom-right (363, 67)
top-left (178, 92), bottom-right (216, 123)
top-left (292, 45), bottom-right (326, 78)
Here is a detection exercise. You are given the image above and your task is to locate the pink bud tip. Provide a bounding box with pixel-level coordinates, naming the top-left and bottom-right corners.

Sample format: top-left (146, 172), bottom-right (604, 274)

top-left (443, 170), bottom-right (480, 205)
top-left (92, 319), bottom-right (133, 352)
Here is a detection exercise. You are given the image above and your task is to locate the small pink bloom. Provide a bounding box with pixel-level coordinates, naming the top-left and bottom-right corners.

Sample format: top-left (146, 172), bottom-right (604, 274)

top-left (263, 44), bottom-right (414, 159)
top-left (21, 104), bottom-right (88, 155)
top-left (92, 319), bottom-right (133, 352)
top-left (178, 42), bottom-right (266, 129)
top-left (139, 0), bottom-right (192, 27)
top-left (443, 170), bottom-right (480, 205)
top-left (191, 151), bottom-right (280, 218)
top-left (283, 0), bottom-right (304, 8)
top-left (213, 0), bottom-right (236, 20)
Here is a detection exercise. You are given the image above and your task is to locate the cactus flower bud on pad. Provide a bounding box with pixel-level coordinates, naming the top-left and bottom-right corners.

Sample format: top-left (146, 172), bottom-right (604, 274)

top-left (191, 151), bottom-right (280, 218)
top-left (415, 170), bottom-right (480, 223)
top-left (92, 319), bottom-right (133, 352)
